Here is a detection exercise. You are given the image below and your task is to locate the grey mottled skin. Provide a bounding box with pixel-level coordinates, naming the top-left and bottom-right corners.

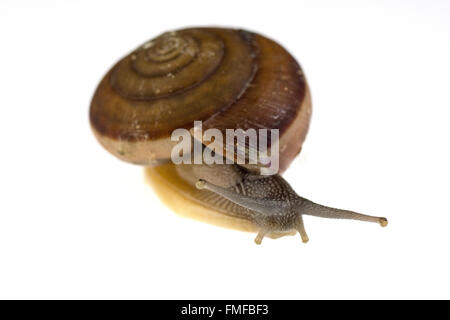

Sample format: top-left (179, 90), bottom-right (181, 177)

top-left (176, 164), bottom-right (388, 244)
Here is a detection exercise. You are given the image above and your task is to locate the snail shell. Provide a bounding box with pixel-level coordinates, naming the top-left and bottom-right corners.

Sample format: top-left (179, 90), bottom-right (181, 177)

top-left (90, 27), bottom-right (311, 173)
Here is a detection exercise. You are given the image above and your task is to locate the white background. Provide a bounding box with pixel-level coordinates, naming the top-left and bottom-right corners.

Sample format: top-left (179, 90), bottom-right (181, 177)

top-left (0, 0), bottom-right (449, 299)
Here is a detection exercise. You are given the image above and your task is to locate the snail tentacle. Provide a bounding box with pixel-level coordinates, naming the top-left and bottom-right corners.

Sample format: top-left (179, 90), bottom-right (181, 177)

top-left (298, 199), bottom-right (388, 227)
top-left (296, 215), bottom-right (309, 243)
top-left (195, 179), bottom-right (287, 217)
top-left (254, 229), bottom-right (268, 245)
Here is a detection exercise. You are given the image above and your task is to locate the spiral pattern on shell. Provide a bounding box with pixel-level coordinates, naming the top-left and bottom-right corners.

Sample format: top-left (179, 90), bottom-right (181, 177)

top-left (111, 30), bottom-right (226, 99)
top-left (90, 27), bottom-right (311, 172)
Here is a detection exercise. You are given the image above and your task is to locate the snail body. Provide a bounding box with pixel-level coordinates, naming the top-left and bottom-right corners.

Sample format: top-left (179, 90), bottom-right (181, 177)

top-left (173, 163), bottom-right (386, 244)
top-left (90, 27), bottom-right (387, 244)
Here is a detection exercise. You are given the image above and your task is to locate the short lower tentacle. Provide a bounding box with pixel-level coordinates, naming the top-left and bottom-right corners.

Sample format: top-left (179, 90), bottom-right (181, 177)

top-left (296, 215), bottom-right (309, 243)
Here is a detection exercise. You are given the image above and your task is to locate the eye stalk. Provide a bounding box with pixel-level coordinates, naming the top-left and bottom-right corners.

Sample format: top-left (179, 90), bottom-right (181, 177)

top-left (298, 199), bottom-right (388, 227)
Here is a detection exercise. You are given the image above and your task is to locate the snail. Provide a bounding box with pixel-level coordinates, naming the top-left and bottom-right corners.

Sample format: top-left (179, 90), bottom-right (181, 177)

top-left (90, 27), bottom-right (388, 245)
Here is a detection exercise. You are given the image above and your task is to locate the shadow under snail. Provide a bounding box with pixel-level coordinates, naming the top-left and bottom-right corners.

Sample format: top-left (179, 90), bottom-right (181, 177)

top-left (90, 27), bottom-right (388, 245)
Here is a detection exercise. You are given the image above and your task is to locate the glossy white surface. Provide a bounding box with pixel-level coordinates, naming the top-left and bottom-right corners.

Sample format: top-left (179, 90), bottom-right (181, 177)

top-left (0, 0), bottom-right (449, 299)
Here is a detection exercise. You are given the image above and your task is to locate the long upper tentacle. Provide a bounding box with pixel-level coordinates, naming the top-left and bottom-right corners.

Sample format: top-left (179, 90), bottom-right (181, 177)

top-left (196, 179), bottom-right (287, 216)
top-left (299, 198), bottom-right (388, 227)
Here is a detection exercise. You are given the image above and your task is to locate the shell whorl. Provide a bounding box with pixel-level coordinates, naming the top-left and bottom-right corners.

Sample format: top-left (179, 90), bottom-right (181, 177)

top-left (111, 30), bottom-right (226, 100)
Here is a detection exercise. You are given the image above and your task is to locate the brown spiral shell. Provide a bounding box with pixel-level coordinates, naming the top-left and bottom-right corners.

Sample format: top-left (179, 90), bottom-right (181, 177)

top-left (90, 27), bottom-right (311, 173)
